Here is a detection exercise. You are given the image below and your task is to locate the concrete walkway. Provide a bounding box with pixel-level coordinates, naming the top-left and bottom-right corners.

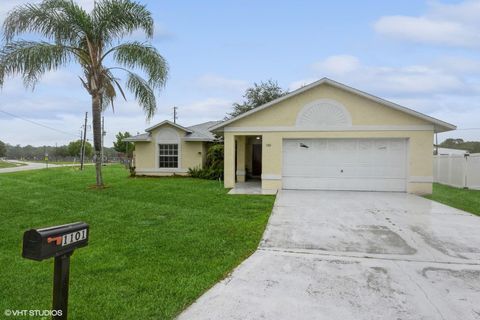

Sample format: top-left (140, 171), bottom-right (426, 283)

top-left (0, 161), bottom-right (82, 174)
top-left (228, 181), bottom-right (277, 195)
top-left (178, 190), bottom-right (480, 320)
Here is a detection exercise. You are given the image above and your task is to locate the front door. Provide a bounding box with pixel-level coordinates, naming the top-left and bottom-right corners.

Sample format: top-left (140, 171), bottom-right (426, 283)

top-left (252, 144), bottom-right (262, 177)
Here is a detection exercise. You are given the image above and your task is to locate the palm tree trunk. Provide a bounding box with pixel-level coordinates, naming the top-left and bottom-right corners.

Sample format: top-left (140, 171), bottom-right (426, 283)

top-left (92, 93), bottom-right (104, 187)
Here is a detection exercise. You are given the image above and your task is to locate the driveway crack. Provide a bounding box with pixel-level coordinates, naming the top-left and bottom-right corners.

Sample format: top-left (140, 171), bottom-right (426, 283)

top-left (394, 261), bottom-right (447, 320)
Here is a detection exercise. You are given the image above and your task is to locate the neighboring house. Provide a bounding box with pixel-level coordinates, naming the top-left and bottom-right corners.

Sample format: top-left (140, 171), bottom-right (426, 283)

top-left (125, 120), bottom-right (220, 176)
top-left (211, 78), bottom-right (455, 195)
top-left (434, 146), bottom-right (469, 155)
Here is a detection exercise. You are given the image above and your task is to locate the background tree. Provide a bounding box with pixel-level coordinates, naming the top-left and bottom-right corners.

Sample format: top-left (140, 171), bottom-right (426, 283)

top-left (0, 140), bottom-right (6, 157)
top-left (227, 80), bottom-right (288, 118)
top-left (439, 138), bottom-right (480, 153)
top-left (0, 0), bottom-right (168, 187)
top-left (113, 131), bottom-right (134, 157)
top-left (68, 140), bottom-right (93, 158)
top-left (53, 145), bottom-right (69, 159)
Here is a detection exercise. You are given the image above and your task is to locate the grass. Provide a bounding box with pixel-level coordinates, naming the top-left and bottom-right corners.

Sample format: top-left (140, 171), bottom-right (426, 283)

top-left (424, 183), bottom-right (480, 216)
top-left (0, 165), bottom-right (275, 319)
top-left (0, 160), bottom-right (26, 168)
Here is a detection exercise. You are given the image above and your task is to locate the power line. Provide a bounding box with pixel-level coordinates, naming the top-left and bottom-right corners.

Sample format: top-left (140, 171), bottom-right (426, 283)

top-left (0, 109), bottom-right (78, 137)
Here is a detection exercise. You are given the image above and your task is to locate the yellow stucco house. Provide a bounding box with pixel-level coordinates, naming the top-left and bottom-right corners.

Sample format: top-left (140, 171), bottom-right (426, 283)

top-left (212, 78), bottom-right (455, 195)
top-left (125, 120), bottom-right (221, 176)
top-left (127, 78), bottom-right (455, 195)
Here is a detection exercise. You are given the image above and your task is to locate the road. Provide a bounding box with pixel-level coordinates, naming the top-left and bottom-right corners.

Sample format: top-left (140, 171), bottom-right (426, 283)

top-left (0, 161), bottom-right (84, 174)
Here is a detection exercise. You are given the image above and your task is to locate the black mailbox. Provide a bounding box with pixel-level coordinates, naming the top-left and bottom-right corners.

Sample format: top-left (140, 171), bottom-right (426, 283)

top-left (22, 222), bottom-right (89, 319)
top-left (23, 222), bottom-right (89, 261)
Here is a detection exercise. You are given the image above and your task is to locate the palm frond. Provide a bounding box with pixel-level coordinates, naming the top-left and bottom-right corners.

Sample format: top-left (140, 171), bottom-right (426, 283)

top-left (2, 0), bottom-right (92, 44)
top-left (126, 72), bottom-right (156, 119)
top-left (93, 0), bottom-right (154, 43)
top-left (102, 79), bottom-right (117, 111)
top-left (0, 41), bottom-right (71, 88)
top-left (111, 41), bottom-right (168, 89)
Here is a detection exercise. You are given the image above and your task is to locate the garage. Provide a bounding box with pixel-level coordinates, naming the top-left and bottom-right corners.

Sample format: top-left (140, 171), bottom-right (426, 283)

top-left (282, 138), bottom-right (407, 191)
top-left (214, 78), bottom-right (456, 194)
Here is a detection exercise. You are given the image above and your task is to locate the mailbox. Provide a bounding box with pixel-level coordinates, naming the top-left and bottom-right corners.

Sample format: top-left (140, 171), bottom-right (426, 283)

top-left (23, 222), bottom-right (89, 261)
top-left (22, 222), bottom-right (89, 320)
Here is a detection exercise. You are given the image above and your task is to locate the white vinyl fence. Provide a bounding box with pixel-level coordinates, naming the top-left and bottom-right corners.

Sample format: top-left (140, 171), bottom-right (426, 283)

top-left (433, 153), bottom-right (480, 190)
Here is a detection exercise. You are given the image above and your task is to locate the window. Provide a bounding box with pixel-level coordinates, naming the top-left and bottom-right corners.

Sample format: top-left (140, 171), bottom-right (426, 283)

top-left (159, 144), bottom-right (178, 168)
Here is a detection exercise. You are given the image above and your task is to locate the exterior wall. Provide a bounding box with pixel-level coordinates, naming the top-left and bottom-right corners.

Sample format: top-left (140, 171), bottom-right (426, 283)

top-left (182, 141), bottom-right (204, 171)
top-left (224, 131), bottom-right (434, 194)
top-left (222, 83), bottom-right (436, 195)
top-left (133, 124), bottom-right (205, 176)
top-left (230, 83), bottom-right (430, 128)
top-left (134, 142), bottom-right (155, 169)
top-left (236, 136), bottom-right (246, 182)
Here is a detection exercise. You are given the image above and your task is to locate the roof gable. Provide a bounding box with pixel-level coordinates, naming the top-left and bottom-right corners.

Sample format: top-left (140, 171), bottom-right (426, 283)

top-left (125, 120), bottom-right (222, 142)
top-left (145, 120), bottom-right (193, 133)
top-left (211, 78), bottom-right (456, 133)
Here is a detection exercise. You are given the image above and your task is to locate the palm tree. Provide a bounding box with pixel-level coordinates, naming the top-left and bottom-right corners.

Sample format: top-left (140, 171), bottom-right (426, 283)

top-left (0, 0), bottom-right (168, 187)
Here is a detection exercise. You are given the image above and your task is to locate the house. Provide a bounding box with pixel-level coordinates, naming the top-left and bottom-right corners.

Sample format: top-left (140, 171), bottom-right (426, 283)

top-left (434, 146), bottom-right (469, 155)
top-left (211, 78), bottom-right (455, 195)
top-left (127, 78), bottom-right (455, 195)
top-left (124, 120), bottom-right (221, 176)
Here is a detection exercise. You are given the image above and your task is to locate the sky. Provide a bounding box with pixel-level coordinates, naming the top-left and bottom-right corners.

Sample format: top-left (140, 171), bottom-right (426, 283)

top-left (1, 0), bottom-right (480, 147)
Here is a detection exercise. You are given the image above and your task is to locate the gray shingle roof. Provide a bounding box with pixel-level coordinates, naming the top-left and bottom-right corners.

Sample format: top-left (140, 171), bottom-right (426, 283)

top-left (124, 120), bottom-right (223, 142)
top-left (185, 121), bottom-right (222, 141)
top-left (123, 133), bottom-right (151, 142)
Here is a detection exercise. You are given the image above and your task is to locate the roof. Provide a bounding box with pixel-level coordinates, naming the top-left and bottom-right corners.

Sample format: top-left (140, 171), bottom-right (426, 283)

top-left (435, 147), bottom-right (469, 155)
top-left (123, 133), bottom-right (150, 142)
top-left (184, 121), bottom-right (222, 141)
top-left (210, 77), bottom-right (456, 133)
top-left (145, 120), bottom-right (192, 133)
top-left (124, 120), bottom-right (222, 142)
top-left (434, 145), bottom-right (469, 151)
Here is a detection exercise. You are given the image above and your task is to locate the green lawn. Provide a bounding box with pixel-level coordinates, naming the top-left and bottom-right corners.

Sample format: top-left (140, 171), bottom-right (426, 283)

top-left (0, 160), bottom-right (25, 168)
top-left (0, 166), bottom-right (275, 319)
top-left (425, 183), bottom-right (480, 216)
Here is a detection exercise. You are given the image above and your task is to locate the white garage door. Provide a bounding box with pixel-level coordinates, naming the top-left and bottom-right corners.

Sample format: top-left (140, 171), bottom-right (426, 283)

top-left (282, 138), bottom-right (407, 191)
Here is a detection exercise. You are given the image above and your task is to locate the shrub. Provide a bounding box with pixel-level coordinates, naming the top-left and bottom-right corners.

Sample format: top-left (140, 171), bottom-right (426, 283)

top-left (189, 144), bottom-right (224, 180)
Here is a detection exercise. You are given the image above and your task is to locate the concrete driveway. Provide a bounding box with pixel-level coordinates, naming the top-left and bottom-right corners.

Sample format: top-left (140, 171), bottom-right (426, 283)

top-left (178, 190), bottom-right (480, 320)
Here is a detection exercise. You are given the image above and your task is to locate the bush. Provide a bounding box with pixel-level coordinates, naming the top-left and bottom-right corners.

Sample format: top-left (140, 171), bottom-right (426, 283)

top-left (189, 144), bottom-right (224, 180)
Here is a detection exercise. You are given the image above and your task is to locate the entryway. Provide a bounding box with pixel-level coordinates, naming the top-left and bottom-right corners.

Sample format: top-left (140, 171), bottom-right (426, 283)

top-left (235, 135), bottom-right (263, 182)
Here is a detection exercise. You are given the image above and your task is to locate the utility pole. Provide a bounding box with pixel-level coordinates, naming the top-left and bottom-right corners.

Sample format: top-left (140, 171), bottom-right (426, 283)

top-left (173, 106), bottom-right (178, 124)
top-left (101, 116), bottom-right (105, 166)
top-left (44, 145), bottom-right (48, 169)
top-left (80, 112), bottom-right (88, 171)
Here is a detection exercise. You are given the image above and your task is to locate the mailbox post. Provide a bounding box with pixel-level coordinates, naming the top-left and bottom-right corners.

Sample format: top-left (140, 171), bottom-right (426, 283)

top-left (22, 222), bottom-right (89, 319)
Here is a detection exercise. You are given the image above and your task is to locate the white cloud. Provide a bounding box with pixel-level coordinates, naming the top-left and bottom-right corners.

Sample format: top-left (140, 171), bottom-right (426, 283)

top-left (374, 0), bottom-right (480, 48)
top-left (306, 55), bottom-right (468, 96)
top-left (290, 55), bottom-right (480, 141)
top-left (180, 97), bottom-right (231, 121)
top-left (312, 55), bottom-right (360, 75)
